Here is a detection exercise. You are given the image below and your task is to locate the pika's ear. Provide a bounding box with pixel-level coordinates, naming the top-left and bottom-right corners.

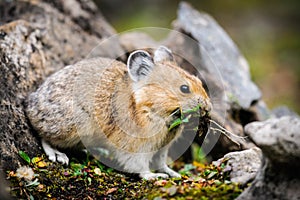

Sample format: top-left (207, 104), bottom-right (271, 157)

top-left (154, 46), bottom-right (174, 63)
top-left (127, 50), bottom-right (154, 82)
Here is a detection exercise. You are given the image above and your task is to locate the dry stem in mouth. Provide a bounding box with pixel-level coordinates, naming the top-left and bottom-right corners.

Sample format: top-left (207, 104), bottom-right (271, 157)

top-left (209, 119), bottom-right (248, 147)
top-left (168, 104), bottom-right (248, 148)
top-left (170, 107), bottom-right (182, 119)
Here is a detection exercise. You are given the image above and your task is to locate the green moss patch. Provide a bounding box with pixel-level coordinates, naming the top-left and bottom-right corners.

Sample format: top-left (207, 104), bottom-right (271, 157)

top-left (7, 152), bottom-right (243, 199)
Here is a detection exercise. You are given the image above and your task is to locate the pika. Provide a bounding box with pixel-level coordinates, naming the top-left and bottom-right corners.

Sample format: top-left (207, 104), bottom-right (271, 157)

top-left (26, 46), bottom-right (211, 179)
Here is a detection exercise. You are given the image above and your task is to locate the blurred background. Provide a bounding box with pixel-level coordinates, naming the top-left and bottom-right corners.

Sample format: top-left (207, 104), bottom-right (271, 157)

top-left (95, 0), bottom-right (300, 113)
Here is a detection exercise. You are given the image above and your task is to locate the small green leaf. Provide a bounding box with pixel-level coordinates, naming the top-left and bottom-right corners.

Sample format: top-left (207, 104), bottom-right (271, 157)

top-left (207, 171), bottom-right (218, 179)
top-left (204, 169), bottom-right (211, 176)
top-left (183, 104), bottom-right (201, 114)
top-left (214, 180), bottom-right (222, 185)
top-left (181, 114), bottom-right (191, 123)
top-left (31, 157), bottom-right (42, 164)
top-left (179, 164), bottom-right (196, 175)
top-left (106, 168), bottom-right (114, 173)
top-left (94, 159), bottom-right (105, 171)
top-left (29, 194), bottom-right (34, 200)
top-left (220, 163), bottom-right (226, 169)
top-left (153, 197), bottom-right (164, 200)
top-left (168, 118), bottom-right (182, 131)
top-left (19, 150), bottom-right (31, 164)
top-left (191, 143), bottom-right (207, 163)
top-left (87, 177), bottom-right (92, 185)
top-left (25, 178), bottom-right (40, 187)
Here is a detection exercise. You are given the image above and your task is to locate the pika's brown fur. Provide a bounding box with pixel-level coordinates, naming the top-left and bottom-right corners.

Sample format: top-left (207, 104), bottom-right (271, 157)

top-left (26, 46), bottom-right (211, 179)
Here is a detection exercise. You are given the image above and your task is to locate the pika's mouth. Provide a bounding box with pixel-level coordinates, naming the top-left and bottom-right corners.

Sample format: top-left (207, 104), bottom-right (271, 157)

top-left (168, 105), bottom-right (211, 132)
top-left (170, 107), bottom-right (182, 120)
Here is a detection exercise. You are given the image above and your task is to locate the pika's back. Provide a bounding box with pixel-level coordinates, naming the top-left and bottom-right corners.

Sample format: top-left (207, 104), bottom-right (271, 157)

top-left (26, 57), bottom-right (127, 148)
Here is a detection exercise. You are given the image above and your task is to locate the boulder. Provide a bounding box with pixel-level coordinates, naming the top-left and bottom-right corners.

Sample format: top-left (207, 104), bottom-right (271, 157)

top-left (237, 116), bottom-right (300, 200)
top-left (0, 0), bottom-right (124, 171)
top-left (272, 106), bottom-right (300, 118)
top-left (174, 2), bottom-right (262, 109)
top-left (213, 147), bottom-right (262, 185)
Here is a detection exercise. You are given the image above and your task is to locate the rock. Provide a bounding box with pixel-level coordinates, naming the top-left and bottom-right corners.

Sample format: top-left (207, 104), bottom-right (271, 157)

top-left (213, 147), bottom-right (262, 185)
top-left (164, 2), bottom-right (266, 156)
top-left (0, 20), bottom-right (49, 171)
top-left (272, 106), bottom-right (299, 118)
top-left (174, 2), bottom-right (262, 109)
top-left (246, 116), bottom-right (300, 164)
top-left (0, 170), bottom-right (11, 200)
top-left (119, 31), bottom-right (159, 52)
top-left (0, 0), bottom-right (124, 171)
top-left (0, 1), bottom-right (124, 60)
top-left (248, 100), bottom-right (270, 121)
top-left (237, 116), bottom-right (300, 200)
top-left (50, 0), bottom-right (117, 38)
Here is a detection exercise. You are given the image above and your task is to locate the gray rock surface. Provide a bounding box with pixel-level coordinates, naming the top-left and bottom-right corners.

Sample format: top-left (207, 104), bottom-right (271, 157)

top-left (119, 31), bottom-right (159, 52)
top-left (0, 169), bottom-right (11, 200)
top-left (213, 147), bottom-right (262, 185)
top-left (175, 2), bottom-right (262, 109)
top-left (237, 116), bottom-right (300, 200)
top-left (272, 106), bottom-right (300, 118)
top-left (246, 116), bottom-right (300, 164)
top-left (0, 0), bottom-right (124, 171)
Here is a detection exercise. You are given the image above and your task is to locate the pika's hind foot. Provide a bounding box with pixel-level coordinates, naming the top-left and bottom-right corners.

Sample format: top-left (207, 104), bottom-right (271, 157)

top-left (42, 139), bottom-right (69, 165)
top-left (140, 172), bottom-right (169, 180)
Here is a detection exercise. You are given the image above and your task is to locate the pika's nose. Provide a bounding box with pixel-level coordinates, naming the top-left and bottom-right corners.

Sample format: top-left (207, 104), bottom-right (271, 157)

top-left (199, 99), bottom-right (212, 112)
top-left (205, 101), bottom-right (212, 112)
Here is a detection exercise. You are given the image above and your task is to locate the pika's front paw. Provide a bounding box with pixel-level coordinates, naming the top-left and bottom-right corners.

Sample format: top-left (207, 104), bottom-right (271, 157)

top-left (42, 139), bottom-right (69, 165)
top-left (140, 172), bottom-right (169, 180)
top-left (55, 151), bottom-right (69, 165)
top-left (167, 170), bottom-right (181, 178)
top-left (46, 149), bottom-right (69, 165)
top-left (159, 166), bottom-right (181, 178)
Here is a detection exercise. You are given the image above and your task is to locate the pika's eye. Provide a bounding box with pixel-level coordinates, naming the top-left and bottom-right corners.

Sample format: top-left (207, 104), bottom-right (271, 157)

top-left (180, 85), bottom-right (190, 94)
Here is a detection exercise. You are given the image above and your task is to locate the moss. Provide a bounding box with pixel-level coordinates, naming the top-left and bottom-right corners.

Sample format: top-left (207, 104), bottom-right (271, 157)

top-left (7, 153), bottom-right (243, 199)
